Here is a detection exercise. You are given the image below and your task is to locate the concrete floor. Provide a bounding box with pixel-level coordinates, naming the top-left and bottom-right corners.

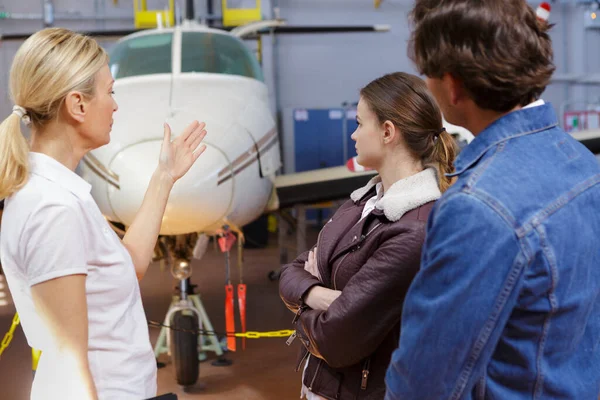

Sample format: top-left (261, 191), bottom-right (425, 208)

top-left (0, 237), bottom-right (304, 400)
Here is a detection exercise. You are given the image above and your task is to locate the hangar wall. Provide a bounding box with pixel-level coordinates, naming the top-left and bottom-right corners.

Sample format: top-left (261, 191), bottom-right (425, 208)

top-left (0, 0), bottom-right (599, 173)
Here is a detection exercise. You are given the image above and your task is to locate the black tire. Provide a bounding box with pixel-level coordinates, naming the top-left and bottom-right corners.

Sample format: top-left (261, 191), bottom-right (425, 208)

top-left (170, 310), bottom-right (199, 387)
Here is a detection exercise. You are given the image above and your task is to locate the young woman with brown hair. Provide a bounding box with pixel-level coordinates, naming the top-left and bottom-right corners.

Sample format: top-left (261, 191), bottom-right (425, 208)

top-left (279, 71), bottom-right (457, 400)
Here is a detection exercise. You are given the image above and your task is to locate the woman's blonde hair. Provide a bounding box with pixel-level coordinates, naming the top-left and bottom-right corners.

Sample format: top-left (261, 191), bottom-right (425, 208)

top-left (0, 27), bottom-right (108, 200)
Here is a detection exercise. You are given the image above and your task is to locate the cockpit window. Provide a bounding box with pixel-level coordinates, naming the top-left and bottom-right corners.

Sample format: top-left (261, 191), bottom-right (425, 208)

top-left (109, 33), bottom-right (172, 79)
top-left (180, 31), bottom-right (263, 81)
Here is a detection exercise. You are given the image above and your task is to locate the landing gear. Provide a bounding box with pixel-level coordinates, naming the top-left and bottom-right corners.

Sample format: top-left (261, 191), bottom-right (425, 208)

top-left (153, 234), bottom-right (227, 388)
top-left (170, 309), bottom-right (199, 387)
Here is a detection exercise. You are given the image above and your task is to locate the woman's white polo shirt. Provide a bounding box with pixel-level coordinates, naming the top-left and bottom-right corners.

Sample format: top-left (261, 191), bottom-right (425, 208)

top-left (0, 152), bottom-right (157, 399)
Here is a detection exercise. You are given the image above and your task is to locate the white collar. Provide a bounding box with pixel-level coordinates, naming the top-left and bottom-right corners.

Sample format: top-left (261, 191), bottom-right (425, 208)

top-left (523, 99), bottom-right (545, 109)
top-left (29, 152), bottom-right (91, 200)
top-left (373, 182), bottom-right (384, 200)
top-left (350, 168), bottom-right (441, 221)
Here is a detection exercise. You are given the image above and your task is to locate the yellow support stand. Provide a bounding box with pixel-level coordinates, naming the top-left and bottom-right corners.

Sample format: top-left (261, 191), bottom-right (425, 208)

top-left (134, 0), bottom-right (175, 29)
top-left (222, 0), bottom-right (262, 27)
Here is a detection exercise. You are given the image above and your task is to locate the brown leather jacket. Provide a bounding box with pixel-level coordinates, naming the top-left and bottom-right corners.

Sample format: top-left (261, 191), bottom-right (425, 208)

top-left (279, 169), bottom-right (441, 400)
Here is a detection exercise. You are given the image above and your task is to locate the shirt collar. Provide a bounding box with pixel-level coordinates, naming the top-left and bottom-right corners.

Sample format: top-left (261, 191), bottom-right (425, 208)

top-left (523, 99), bottom-right (545, 109)
top-left (374, 182), bottom-right (384, 199)
top-left (29, 152), bottom-right (92, 200)
top-left (351, 168), bottom-right (442, 221)
top-left (449, 100), bottom-right (558, 177)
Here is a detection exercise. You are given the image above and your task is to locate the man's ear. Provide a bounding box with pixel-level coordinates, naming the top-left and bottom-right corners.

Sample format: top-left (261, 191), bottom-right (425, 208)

top-left (64, 91), bottom-right (87, 123)
top-left (382, 120), bottom-right (397, 145)
top-left (443, 73), bottom-right (465, 106)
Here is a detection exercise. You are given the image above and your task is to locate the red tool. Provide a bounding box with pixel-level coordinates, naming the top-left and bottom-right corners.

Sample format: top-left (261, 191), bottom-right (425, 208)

top-left (237, 284), bottom-right (246, 350)
top-left (225, 283), bottom-right (236, 352)
top-left (218, 231), bottom-right (237, 253)
top-left (219, 229), bottom-right (237, 352)
top-left (237, 240), bottom-right (247, 350)
top-left (218, 228), bottom-right (249, 351)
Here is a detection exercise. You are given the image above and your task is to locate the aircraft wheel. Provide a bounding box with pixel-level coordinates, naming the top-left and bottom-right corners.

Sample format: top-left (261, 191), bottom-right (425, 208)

top-left (170, 310), bottom-right (199, 387)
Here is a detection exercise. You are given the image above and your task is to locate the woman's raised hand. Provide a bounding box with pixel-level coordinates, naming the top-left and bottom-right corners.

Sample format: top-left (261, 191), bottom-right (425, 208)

top-left (159, 121), bottom-right (207, 183)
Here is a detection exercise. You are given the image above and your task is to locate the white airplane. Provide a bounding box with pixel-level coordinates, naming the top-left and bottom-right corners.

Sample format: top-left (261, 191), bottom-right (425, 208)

top-left (81, 23), bottom-right (280, 238)
top-left (76, 19), bottom-right (392, 240)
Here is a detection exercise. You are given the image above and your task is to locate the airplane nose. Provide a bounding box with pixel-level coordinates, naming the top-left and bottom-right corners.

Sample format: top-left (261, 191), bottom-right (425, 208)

top-left (108, 140), bottom-right (233, 235)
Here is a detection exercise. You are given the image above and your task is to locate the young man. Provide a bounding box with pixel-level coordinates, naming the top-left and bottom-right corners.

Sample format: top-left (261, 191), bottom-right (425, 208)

top-left (385, 1), bottom-right (600, 399)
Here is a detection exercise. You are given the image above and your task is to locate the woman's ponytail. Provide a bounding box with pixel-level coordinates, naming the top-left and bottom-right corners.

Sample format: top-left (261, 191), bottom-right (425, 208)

top-left (0, 113), bottom-right (29, 200)
top-left (427, 130), bottom-right (457, 193)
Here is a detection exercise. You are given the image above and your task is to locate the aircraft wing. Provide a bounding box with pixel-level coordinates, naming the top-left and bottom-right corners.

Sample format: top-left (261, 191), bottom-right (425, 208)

top-left (274, 127), bottom-right (600, 210)
top-left (274, 166), bottom-right (376, 209)
top-left (0, 25), bottom-right (389, 41)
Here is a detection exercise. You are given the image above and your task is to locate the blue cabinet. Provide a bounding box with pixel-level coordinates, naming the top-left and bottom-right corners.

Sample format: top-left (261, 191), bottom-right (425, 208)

top-left (294, 108), bottom-right (345, 172)
top-left (293, 107), bottom-right (359, 172)
top-left (345, 108), bottom-right (358, 160)
top-left (293, 107), bottom-right (359, 224)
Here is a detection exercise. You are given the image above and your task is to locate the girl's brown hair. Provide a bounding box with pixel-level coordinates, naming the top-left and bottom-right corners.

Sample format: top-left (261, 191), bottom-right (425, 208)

top-left (360, 72), bottom-right (457, 192)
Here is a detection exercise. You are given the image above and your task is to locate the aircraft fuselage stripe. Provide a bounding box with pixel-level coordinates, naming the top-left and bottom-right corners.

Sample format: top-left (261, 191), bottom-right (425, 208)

top-left (217, 132), bottom-right (278, 186)
top-left (217, 128), bottom-right (278, 185)
top-left (218, 127), bottom-right (277, 178)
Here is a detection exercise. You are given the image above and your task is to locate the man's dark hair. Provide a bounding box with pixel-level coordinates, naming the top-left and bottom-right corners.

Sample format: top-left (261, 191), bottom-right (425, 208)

top-left (409, 0), bottom-right (555, 112)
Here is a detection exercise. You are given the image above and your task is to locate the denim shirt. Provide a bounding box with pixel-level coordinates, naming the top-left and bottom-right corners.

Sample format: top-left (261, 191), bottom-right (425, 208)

top-left (385, 103), bottom-right (600, 399)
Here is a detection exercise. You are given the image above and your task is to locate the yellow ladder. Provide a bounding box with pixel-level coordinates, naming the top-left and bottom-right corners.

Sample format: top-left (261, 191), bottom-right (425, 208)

top-left (222, 0), bottom-right (262, 27)
top-left (134, 0), bottom-right (175, 29)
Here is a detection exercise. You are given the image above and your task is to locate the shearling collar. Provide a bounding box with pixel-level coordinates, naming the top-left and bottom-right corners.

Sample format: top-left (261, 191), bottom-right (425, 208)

top-left (350, 168), bottom-right (441, 222)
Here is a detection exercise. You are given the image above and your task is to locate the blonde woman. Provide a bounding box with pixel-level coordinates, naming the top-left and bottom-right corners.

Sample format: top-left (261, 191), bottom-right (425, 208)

top-left (0, 28), bottom-right (206, 399)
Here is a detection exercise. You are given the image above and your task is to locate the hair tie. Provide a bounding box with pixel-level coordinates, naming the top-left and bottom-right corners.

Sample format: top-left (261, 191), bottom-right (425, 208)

top-left (433, 127), bottom-right (446, 138)
top-left (12, 105), bottom-right (31, 125)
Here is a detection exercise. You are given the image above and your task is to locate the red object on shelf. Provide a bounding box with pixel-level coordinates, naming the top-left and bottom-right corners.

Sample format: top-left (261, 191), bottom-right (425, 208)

top-left (346, 156), bottom-right (373, 173)
top-left (536, 2), bottom-right (551, 22)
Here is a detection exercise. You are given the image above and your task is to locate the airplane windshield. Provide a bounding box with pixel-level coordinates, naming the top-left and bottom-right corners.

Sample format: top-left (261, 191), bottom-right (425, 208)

top-left (180, 31), bottom-right (263, 81)
top-left (109, 33), bottom-right (173, 79)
